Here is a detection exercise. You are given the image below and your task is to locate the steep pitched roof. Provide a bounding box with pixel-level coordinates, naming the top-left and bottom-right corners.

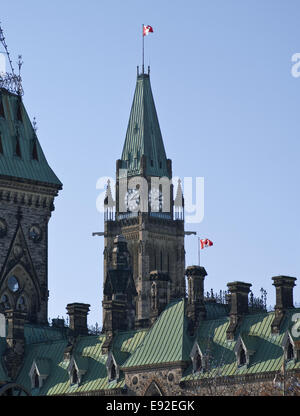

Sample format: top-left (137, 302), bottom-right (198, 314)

top-left (182, 308), bottom-right (300, 381)
top-left (120, 73), bottom-right (169, 178)
top-left (14, 326), bottom-right (147, 395)
top-left (123, 299), bottom-right (193, 368)
top-left (0, 89), bottom-right (62, 187)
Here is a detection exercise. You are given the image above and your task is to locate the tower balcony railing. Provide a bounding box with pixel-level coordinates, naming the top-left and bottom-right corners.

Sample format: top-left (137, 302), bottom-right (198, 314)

top-left (174, 208), bottom-right (184, 221)
top-left (149, 212), bottom-right (172, 220)
top-left (104, 209), bottom-right (116, 221)
top-left (117, 212), bottom-right (139, 221)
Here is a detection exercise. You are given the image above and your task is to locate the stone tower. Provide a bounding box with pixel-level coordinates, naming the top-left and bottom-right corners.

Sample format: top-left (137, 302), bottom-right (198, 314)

top-left (103, 69), bottom-right (185, 328)
top-left (0, 88), bottom-right (62, 325)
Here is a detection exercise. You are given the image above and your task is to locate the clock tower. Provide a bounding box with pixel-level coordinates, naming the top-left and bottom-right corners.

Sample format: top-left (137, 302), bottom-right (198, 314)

top-left (103, 68), bottom-right (185, 328)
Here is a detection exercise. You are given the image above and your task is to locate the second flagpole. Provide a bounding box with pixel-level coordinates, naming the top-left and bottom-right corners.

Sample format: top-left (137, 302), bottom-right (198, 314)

top-left (142, 24), bottom-right (144, 73)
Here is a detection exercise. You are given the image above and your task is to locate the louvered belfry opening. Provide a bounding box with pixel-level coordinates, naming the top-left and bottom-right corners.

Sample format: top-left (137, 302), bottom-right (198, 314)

top-left (16, 100), bottom-right (22, 122)
top-left (32, 139), bottom-right (38, 160)
top-left (0, 97), bottom-right (4, 118)
top-left (15, 135), bottom-right (21, 157)
top-left (0, 133), bottom-right (3, 154)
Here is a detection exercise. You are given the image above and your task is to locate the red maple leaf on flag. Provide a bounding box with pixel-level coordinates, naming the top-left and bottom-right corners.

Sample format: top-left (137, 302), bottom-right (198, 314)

top-left (143, 25), bottom-right (154, 36)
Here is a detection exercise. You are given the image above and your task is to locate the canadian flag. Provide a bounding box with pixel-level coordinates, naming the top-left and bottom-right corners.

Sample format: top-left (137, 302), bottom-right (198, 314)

top-left (200, 239), bottom-right (214, 249)
top-left (143, 25), bottom-right (154, 36)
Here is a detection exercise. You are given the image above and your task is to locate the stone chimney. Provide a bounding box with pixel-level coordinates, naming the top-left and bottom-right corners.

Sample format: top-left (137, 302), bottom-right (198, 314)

top-left (271, 275), bottom-right (297, 334)
top-left (186, 266), bottom-right (207, 335)
top-left (66, 303), bottom-right (90, 337)
top-left (149, 270), bottom-right (170, 325)
top-left (3, 310), bottom-right (26, 379)
top-left (226, 281), bottom-right (252, 340)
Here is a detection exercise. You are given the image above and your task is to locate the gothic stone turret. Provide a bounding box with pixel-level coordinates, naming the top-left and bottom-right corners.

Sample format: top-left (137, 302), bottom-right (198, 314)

top-left (0, 88), bottom-right (62, 325)
top-left (102, 235), bottom-right (137, 353)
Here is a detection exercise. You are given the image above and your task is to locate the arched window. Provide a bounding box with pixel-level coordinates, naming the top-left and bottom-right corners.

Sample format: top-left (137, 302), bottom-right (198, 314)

top-left (110, 363), bottom-right (116, 381)
top-left (34, 369), bottom-right (39, 389)
top-left (0, 294), bottom-right (10, 309)
top-left (71, 367), bottom-right (78, 384)
top-left (239, 348), bottom-right (246, 366)
top-left (287, 341), bottom-right (294, 361)
top-left (17, 296), bottom-right (26, 311)
top-left (195, 350), bottom-right (202, 372)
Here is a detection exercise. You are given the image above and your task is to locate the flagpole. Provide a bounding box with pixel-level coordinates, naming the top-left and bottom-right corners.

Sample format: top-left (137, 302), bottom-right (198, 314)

top-left (198, 238), bottom-right (200, 266)
top-left (142, 24), bottom-right (144, 73)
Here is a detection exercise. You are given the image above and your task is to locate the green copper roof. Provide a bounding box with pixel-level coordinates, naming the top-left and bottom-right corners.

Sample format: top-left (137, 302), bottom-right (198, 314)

top-left (123, 299), bottom-right (193, 368)
top-left (0, 89), bottom-right (62, 187)
top-left (182, 308), bottom-right (300, 381)
top-left (5, 302), bottom-right (300, 394)
top-left (14, 327), bottom-right (147, 395)
top-left (121, 73), bottom-right (169, 178)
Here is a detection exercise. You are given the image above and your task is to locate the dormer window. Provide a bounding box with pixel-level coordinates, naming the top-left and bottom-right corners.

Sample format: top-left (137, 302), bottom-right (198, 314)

top-left (110, 363), bottom-right (116, 380)
top-left (194, 350), bottom-right (202, 373)
top-left (71, 367), bottom-right (78, 384)
top-left (282, 331), bottom-right (297, 362)
top-left (190, 341), bottom-right (208, 374)
top-left (239, 348), bottom-right (246, 366)
top-left (33, 369), bottom-right (39, 389)
top-left (67, 354), bottom-right (88, 386)
top-left (236, 343), bottom-right (248, 367)
top-left (287, 341), bottom-right (294, 361)
top-left (234, 334), bottom-right (257, 368)
top-left (29, 359), bottom-right (50, 389)
top-left (106, 352), bottom-right (119, 382)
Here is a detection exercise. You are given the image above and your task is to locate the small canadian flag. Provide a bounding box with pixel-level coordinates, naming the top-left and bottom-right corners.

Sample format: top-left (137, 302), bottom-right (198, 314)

top-left (143, 25), bottom-right (154, 36)
top-left (200, 239), bottom-right (214, 249)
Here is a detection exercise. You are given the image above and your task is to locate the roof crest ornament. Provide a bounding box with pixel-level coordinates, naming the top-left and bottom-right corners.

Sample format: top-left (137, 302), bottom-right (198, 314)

top-left (0, 23), bottom-right (24, 96)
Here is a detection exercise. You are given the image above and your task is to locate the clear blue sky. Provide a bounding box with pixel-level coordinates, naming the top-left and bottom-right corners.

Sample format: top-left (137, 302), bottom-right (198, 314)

top-left (1, 0), bottom-right (300, 326)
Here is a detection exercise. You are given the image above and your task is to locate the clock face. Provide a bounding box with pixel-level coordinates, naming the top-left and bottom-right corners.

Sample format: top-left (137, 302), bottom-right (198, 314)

top-left (125, 189), bottom-right (140, 212)
top-left (149, 188), bottom-right (163, 212)
top-left (29, 224), bottom-right (42, 242)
